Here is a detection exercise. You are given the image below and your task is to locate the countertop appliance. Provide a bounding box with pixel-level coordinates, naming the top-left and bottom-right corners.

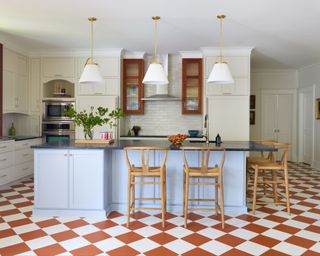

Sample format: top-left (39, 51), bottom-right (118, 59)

top-left (42, 100), bottom-right (75, 121)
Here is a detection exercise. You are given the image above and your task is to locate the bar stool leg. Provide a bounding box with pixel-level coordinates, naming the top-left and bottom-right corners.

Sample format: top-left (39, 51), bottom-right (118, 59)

top-left (284, 168), bottom-right (291, 214)
top-left (215, 177), bottom-right (218, 215)
top-left (183, 171), bottom-right (186, 217)
top-left (272, 171), bottom-right (278, 203)
top-left (127, 174), bottom-right (132, 227)
top-left (219, 175), bottom-right (225, 229)
top-left (184, 173), bottom-right (190, 228)
top-left (252, 166), bottom-right (259, 215)
top-left (160, 174), bottom-right (165, 228)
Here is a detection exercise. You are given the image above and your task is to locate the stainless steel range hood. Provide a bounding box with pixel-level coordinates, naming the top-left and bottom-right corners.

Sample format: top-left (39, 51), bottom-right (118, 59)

top-left (142, 94), bottom-right (181, 101)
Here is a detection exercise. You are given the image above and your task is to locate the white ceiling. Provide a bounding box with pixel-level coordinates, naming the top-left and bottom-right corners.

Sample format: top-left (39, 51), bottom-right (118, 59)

top-left (1, 0), bottom-right (320, 69)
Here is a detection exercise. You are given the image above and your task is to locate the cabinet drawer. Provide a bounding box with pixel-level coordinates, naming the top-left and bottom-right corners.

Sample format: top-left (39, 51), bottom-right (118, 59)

top-left (206, 78), bottom-right (249, 96)
top-left (77, 57), bottom-right (120, 78)
top-left (0, 142), bottom-right (14, 153)
top-left (0, 151), bottom-right (14, 169)
top-left (15, 141), bottom-right (32, 151)
top-left (15, 148), bottom-right (33, 165)
top-left (15, 162), bottom-right (33, 179)
top-left (42, 58), bottom-right (75, 78)
top-left (0, 167), bottom-right (14, 186)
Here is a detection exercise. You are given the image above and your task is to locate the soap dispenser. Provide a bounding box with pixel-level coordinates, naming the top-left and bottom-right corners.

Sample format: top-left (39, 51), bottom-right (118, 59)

top-left (215, 133), bottom-right (221, 145)
top-left (9, 123), bottom-right (16, 137)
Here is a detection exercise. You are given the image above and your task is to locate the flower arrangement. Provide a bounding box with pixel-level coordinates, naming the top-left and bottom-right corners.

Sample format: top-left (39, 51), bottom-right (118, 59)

top-left (64, 105), bottom-right (124, 140)
top-left (168, 134), bottom-right (188, 145)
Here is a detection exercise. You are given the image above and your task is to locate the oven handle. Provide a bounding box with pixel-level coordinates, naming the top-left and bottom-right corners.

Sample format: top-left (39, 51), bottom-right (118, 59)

top-left (42, 131), bottom-right (75, 135)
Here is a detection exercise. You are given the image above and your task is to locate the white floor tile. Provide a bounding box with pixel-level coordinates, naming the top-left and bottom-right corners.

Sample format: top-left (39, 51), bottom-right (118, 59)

top-left (262, 229), bottom-right (291, 241)
top-left (310, 242), bottom-right (320, 253)
top-left (137, 216), bottom-right (161, 225)
top-left (226, 218), bottom-right (250, 228)
top-left (2, 213), bottom-right (26, 222)
top-left (283, 219), bottom-right (309, 229)
top-left (73, 224), bottom-right (99, 236)
top-left (272, 241), bottom-right (307, 255)
top-left (200, 240), bottom-right (232, 255)
top-left (295, 230), bottom-right (320, 242)
top-left (254, 218), bottom-right (279, 228)
top-left (134, 226), bottom-right (161, 237)
top-left (26, 236), bottom-right (56, 250)
top-left (129, 238), bottom-right (159, 253)
top-left (236, 241), bottom-right (269, 255)
top-left (60, 237), bottom-right (90, 251)
top-left (198, 227), bottom-right (226, 239)
top-left (94, 237), bottom-right (124, 252)
top-left (103, 225), bottom-right (130, 237)
top-left (195, 217), bottom-right (220, 227)
top-left (0, 235), bottom-right (23, 248)
top-left (229, 228), bottom-right (259, 240)
top-left (13, 223), bottom-right (40, 234)
top-left (165, 227), bottom-right (193, 239)
top-left (42, 224), bottom-right (69, 235)
top-left (164, 239), bottom-right (196, 254)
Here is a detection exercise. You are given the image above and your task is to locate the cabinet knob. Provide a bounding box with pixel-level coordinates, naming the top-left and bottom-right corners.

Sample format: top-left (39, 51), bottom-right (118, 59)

top-left (64, 154), bottom-right (68, 156)
top-left (0, 174), bottom-right (7, 178)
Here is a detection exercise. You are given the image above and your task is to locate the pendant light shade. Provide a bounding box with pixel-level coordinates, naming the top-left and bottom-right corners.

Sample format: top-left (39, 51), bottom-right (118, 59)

top-left (207, 14), bottom-right (234, 84)
top-left (143, 16), bottom-right (169, 85)
top-left (79, 17), bottom-right (104, 85)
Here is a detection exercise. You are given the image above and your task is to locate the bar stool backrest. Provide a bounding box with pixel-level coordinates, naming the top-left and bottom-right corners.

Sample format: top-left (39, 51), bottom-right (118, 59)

top-left (124, 146), bottom-right (169, 174)
top-left (181, 146), bottom-right (226, 174)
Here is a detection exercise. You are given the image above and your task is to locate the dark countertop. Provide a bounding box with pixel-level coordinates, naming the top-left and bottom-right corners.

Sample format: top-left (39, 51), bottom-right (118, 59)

top-left (1, 136), bottom-right (42, 142)
top-left (120, 135), bottom-right (203, 138)
top-left (31, 139), bottom-right (276, 152)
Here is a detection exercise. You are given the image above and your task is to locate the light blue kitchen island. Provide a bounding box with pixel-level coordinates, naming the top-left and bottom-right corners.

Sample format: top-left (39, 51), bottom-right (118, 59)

top-left (31, 140), bottom-right (275, 218)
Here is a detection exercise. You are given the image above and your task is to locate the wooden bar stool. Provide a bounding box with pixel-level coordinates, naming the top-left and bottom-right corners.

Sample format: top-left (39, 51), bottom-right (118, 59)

top-left (124, 146), bottom-right (168, 228)
top-left (181, 146), bottom-right (226, 228)
top-left (249, 141), bottom-right (292, 214)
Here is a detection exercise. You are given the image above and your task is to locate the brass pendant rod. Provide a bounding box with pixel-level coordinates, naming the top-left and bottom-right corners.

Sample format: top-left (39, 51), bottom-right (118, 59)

top-left (152, 16), bottom-right (160, 63)
top-left (217, 14), bottom-right (226, 63)
top-left (88, 17), bottom-right (97, 64)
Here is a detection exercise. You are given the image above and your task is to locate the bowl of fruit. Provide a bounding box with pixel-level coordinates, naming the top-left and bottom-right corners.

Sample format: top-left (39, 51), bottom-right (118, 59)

top-left (168, 134), bottom-right (188, 148)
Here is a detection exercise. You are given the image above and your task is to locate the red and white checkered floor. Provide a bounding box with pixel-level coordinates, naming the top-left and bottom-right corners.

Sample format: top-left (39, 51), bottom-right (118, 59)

top-left (0, 163), bottom-right (319, 255)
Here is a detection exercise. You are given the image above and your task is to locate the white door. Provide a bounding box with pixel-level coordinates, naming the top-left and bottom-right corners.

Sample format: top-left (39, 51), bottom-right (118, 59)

top-left (301, 90), bottom-right (313, 164)
top-left (261, 94), bottom-right (277, 140)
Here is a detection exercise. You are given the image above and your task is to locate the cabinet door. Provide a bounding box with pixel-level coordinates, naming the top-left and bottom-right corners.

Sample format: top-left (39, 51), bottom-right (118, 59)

top-left (261, 94), bottom-right (278, 140)
top-left (29, 58), bottom-right (41, 114)
top-left (34, 150), bottom-right (69, 209)
top-left (42, 58), bottom-right (75, 78)
top-left (15, 75), bottom-right (28, 113)
top-left (3, 70), bottom-right (15, 112)
top-left (69, 150), bottom-right (104, 209)
top-left (76, 96), bottom-right (118, 139)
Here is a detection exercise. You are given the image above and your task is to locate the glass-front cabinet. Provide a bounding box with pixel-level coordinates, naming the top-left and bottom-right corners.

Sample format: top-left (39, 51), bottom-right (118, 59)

top-left (182, 58), bottom-right (203, 114)
top-left (122, 59), bottom-right (144, 114)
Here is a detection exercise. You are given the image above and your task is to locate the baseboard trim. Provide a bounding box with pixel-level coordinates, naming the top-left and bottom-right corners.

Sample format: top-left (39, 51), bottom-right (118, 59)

top-left (32, 208), bottom-right (107, 218)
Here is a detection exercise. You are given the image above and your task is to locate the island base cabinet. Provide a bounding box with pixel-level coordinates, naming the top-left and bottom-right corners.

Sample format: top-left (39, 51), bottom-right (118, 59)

top-left (34, 149), bottom-right (106, 217)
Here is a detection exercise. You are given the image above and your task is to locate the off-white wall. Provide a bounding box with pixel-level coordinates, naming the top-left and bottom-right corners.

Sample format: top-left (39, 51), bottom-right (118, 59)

top-left (298, 63), bottom-right (320, 169)
top-left (123, 54), bottom-right (203, 136)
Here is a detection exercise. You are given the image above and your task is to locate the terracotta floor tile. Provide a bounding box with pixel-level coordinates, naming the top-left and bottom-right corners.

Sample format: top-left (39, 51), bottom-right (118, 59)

top-left (261, 249), bottom-right (290, 256)
top-left (33, 243), bottom-right (66, 256)
top-left (152, 221), bottom-right (176, 231)
top-left (64, 219), bottom-right (88, 229)
top-left (186, 222), bottom-right (207, 232)
top-left (182, 233), bottom-right (212, 246)
top-left (298, 201), bottom-right (317, 208)
top-left (212, 223), bottom-right (238, 233)
top-left (309, 208), bottom-right (320, 214)
top-left (0, 201), bottom-right (10, 206)
top-left (83, 230), bottom-right (111, 243)
top-left (154, 212), bottom-right (177, 220)
top-left (107, 245), bottom-right (140, 256)
top-left (70, 244), bottom-right (103, 256)
top-left (216, 234), bottom-right (246, 247)
top-left (236, 214), bottom-right (260, 222)
top-left (144, 246), bottom-right (178, 256)
top-left (0, 242), bottom-right (30, 256)
top-left (256, 207), bottom-right (278, 214)
top-left (305, 224), bottom-right (320, 233)
top-left (187, 212), bottom-right (204, 221)
top-left (125, 220), bottom-right (147, 230)
top-left (52, 230), bottom-right (79, 242)
top-left (302, 250), bottom-right (320, 256)
top-left (288, 208), bottom-right (304, 215)
top-left (293, 215), bottom-right (317, 224)
top-left (222, 248), bottom-right (253, 256)
top-left (285, 235), bottom-right (316, 249)
top-left (0, 208), bottom-right (20, 216)
top-left (94, 219), bottom-right (118, 229)
top-left (130, 211), bottom-right (150, 220)
top-left (209, 213), bottom-right (232, 221)
top-left (36, 219), bottom-right (60, 228)
top-left (0, 228), bottom-right (16, 238)
top-left (116, 231), bottom-right (144, 244)
top-left (6, 195), bottom-right (23, 200)
top-left (274, 224), bottom-right (300, 234)
top-left (148, 233), bottom-right (176, 245)
top-left (242, 223), bottom-right (268, 233)
top-left (20, 229), bottom-right (47, 241)
top-left (8, 218), bottom-right (32, 227)
top-left (250, 234), bottom-right (281, 247)
top-left (183, 247), bottom-right (217, 256)
top-left (264, 215), bottom-right (287, 223)
top-left (108, 211), bottom-right (124, 218)
top-left (14, 201), bottom-right (33, 208)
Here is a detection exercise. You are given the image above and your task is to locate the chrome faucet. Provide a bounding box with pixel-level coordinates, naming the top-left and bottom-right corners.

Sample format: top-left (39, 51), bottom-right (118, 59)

top-left (203, 114), bottom-right (210, 144)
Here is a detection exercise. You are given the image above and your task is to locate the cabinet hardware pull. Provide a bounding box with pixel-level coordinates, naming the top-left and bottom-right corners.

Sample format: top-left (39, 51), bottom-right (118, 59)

top-left (0, 146), bottom-right (6, 149)
top-left (0, 159), bottom-right (7, 162)
top-left (222, 92), bottom-right (232, 95)
top-left (54, 74), bottom-right (62, 77)
top-left (94, 93), bottom-right (103, 95)
top-left (23, 167), bottom-right (29, 171)
top-left (69, 154), bottom-right (73, 156)
top-left (23, 143), bottom-right (29, 146)
top-left (23, 154), bottom-right (29, 157)
top-left (64, 154), bottom-right (68, 156)
top-left (0, 174), bottom-right (7, 178)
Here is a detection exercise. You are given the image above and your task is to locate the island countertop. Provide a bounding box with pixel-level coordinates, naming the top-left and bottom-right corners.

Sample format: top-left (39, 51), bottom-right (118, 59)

top-left (31, 139), bottom-right (276, 152)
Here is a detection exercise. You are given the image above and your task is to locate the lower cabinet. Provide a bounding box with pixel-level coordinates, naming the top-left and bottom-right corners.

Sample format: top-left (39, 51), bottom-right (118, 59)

top-left (34, 149), bottom-right (105, 213)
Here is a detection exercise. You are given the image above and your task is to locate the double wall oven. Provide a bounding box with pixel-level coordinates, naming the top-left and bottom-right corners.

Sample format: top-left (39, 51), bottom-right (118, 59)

top-left (42, 100), bottom-right (75, 143)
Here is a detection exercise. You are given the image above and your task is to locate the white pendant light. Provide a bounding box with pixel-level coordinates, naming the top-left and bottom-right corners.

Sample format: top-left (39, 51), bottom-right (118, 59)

top-left (79, 17), bottom-right (104, 85)
top-left (208, 14), bottom-right (234, 84)
top-left (143, 16), bottom-right (169, 85)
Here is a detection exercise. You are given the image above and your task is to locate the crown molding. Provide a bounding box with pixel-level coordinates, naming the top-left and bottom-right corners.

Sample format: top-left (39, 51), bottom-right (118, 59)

top-left (122, 50), bottom-right (146, 59)
top-left (200, 47), bottom-right (254, 57)
top-left (179, 51), bottom-right (203, 58)
top-left (0, 33), bottom-right (29, 56)
top-left (29, 48), bottom-right (123, 58)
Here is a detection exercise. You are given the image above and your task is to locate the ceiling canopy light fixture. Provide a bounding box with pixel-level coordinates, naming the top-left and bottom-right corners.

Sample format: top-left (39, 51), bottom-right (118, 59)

top-left (208, 14), bottom-right (234, 84)
top-left (142, 16), bottom-right (169, 85)
top-left (79, 17), bottom-right (104, 85)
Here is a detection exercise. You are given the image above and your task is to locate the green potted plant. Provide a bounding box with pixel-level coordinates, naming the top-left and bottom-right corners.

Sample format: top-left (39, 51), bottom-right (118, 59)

top-left (64, 105), bottom-right (123, 140)
top-left (131, 125), bottom-right (141, 136)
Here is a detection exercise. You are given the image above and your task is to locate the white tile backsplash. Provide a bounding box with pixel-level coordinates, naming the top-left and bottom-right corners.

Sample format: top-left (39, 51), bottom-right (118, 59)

top-left (123, 54), bottom-right (203, 136)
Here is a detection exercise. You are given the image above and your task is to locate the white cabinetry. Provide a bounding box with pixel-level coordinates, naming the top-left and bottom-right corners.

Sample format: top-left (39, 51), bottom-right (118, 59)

top-left (3, 48), bottom-right (28, 114)
top-left (77, 57), bottom-right (120, 96)
top-left (42, 58), bottom-right (75, 78)
top-left (0, 141), bottom-right (14, 186)
top-left (29, 58), bottom-right (41, 114)
top-left (34, 149), bottom-right (105, 216)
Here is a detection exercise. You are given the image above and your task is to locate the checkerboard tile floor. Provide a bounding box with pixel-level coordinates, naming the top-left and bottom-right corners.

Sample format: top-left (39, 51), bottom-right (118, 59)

top-left (0, 163), bottom-right (319, 255)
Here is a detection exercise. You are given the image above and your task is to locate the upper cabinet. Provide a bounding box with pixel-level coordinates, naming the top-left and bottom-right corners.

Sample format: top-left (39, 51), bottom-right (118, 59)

top-left (29, 58), bottom-right (41, 114)
top-left (3, 48), bottom-right (28, 114)
top-left (122, 59), bottom-right (144, 115)
top-left (204, 56), bottom-right (250, 96)
top-left (182, 58), bottom-right (203, 114)
top-left (77, 57), bottom-right (120, 96)
top-left (42, 57), bottom-right (75, 78)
